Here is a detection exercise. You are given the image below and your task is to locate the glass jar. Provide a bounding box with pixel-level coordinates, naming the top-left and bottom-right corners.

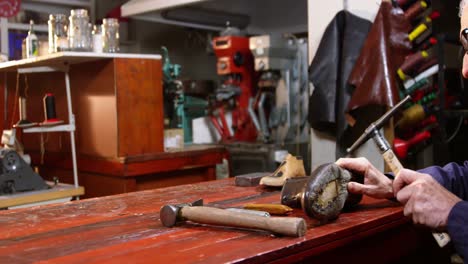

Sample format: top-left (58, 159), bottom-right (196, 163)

top-left (68, 9), bottom-right (91, 51)
top-left (48, 14), bottom-right (68, 53)
top-left (87, 22), bottom-right (93, 50)
top-left (92, 24), bottom-right (103, 53)
top-left (102, 18), bottom-right (119, 53)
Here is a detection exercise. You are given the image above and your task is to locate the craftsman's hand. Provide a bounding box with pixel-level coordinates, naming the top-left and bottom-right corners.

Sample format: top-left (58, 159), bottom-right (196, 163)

top-left (393, 169), bottom-right (461, 230)
top-left (335, 157), bottom-right (394, 199)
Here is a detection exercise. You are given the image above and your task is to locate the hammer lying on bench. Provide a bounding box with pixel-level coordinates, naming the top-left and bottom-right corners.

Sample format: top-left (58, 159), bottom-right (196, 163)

top-left (160, 199), bottom-right (306, 237)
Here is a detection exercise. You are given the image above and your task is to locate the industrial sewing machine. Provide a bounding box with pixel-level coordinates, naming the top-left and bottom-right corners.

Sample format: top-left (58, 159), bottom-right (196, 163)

top-left (161, 46), bottom-right (183, 129)
top-left (213, 34), bottom-right (310, 175)
top-left (0, 130), bottom-right (48, 195)
top-left (162, 47), bottom-right (214, 144)
top-left (218, 35), bottom-right (311, 175)
top-left (210, 31), bottom-right (258, 142)
top-left (249, 34), bottom-right (309, 144)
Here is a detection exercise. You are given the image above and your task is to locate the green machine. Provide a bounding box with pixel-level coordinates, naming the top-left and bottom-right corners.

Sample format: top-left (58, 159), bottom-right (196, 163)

top-left (161, 47), bottom-right (213, 143)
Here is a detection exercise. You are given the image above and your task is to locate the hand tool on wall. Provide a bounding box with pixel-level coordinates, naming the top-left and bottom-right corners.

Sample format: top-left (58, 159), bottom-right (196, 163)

top-left (160, 199), bottom-right (306, 237)
top-left (280, 163), bottom-right (363, 222)
top-left (346, 95), bottom-right (450, 248)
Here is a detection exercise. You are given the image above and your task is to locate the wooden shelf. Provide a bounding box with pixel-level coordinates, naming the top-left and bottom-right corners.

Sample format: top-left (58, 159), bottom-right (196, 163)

top-left (0, 51), bottom-right (162, 72)
top-left (25, 0), bottom-right (93, 8)
top-left (23, 123), bottom-right (75, 133)
top-left (0, 181), bottom-right (84, 209)
top-left (8, 22), bottom-right (48, 32)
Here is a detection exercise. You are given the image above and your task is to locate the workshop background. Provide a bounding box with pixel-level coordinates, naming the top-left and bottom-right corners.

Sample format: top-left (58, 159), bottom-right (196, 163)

top-left (0, 0), bottom-right (467, 200)
top-left (0, 0), bottom-right (467, 262)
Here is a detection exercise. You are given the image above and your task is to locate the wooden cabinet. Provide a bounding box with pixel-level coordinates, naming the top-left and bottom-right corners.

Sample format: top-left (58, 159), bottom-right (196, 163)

top-left (37, 145), bottom-right (228, 198)
top-left (0, 52), bottom-right (165, 158)
top-left (0, 52), bottom-right (228, 198)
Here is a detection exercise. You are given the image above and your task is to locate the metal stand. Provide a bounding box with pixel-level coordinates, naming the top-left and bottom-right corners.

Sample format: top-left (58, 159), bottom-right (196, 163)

top-left (19, 66), bottom-right (80, 198)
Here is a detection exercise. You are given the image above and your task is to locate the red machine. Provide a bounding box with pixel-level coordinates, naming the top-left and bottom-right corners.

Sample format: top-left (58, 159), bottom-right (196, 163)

top-left (210, 35), bottom-right (257, 142)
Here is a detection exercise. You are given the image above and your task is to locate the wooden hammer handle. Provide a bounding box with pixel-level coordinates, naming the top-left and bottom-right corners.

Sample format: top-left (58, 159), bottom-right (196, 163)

top-left (383, 149), bottom-right (451, 248)
top-left (180, 206), bottom-right (306, 237)
top-left (382, 149), bottom-right (404, 175)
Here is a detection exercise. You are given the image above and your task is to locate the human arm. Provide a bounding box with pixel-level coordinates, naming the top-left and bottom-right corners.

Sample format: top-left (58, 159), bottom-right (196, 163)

top-left (393, 169), bottom-right (461, 229)
top-left (446, 201), bottom-right (468, 259)
top-left (418, 161), bottom-right (468, 200)
top-left (393, 168), bottom-right (467, 258)
top-left (337, 158), bottom-right (468, 257)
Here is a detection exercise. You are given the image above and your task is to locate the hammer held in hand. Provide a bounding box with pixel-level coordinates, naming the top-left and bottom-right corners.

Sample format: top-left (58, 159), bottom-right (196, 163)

top-left (347, 95), bottom-right (450, 248)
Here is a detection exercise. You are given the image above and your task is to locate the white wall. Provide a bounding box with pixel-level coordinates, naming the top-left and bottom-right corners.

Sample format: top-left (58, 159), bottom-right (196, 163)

top-left (308, 0), bottom-right (384, 172)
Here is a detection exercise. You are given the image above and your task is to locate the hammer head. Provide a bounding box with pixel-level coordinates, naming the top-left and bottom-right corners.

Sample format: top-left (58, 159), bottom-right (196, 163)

top-left (280, 177), bottom-right (308, 208)
top-left (160, 199), bottom-right (203, 227)
top-left (347, 95), bottom-right (412, 154)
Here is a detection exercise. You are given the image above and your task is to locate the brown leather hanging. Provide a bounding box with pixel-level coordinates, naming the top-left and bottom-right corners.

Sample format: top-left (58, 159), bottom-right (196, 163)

top-left (346, 1), bottom-right (412, 119)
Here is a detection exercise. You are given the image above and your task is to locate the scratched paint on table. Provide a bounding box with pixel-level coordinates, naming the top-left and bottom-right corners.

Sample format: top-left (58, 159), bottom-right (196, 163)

top-left (0, 178), bottom-right (408, 263)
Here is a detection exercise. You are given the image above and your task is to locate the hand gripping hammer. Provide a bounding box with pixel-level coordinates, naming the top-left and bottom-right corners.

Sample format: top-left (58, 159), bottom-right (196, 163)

top-left (160, 199), bottom-right (307, 237)
top-left (347, 95), bottom-right (450, 248)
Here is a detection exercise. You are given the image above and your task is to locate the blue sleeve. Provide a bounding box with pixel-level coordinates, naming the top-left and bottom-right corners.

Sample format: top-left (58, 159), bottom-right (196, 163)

top-left (418, 161), bottom-right (468, 200)
top-left (418, 161), bottom-right (468, 259)
top-left (446, 201), bottom-right (468, 259)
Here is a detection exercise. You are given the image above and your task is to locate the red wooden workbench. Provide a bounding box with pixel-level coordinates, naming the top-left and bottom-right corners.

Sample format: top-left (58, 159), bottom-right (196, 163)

top-left (0, 178), bottom-right (449, 263)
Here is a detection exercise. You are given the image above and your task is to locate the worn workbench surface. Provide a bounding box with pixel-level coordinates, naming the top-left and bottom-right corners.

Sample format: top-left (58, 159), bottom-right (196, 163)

top-left (0, 178), bottom-right (441, 263)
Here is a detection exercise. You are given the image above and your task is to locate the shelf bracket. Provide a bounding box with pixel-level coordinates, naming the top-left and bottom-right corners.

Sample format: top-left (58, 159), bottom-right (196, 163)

top-left (18, 65), bottom-right (69, 74)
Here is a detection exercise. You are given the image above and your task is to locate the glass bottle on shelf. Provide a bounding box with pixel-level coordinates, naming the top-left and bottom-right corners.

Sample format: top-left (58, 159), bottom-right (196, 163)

top-left (87, 23), bottom-right (93, 51)
top-left (68, 9), bottom-right (91, 51)
top-left (92, 24), bottom-right (103, 53)
top-left (102, 18), bottom-right (119, 53)
top-left (25, 20), bottom-right (38, 58)
top-left (48, 14), bottom-right (69, 53)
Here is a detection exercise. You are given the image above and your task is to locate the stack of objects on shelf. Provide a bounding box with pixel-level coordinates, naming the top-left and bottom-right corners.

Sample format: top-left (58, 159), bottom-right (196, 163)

top-left (392, 0), bottom-right (466, 166)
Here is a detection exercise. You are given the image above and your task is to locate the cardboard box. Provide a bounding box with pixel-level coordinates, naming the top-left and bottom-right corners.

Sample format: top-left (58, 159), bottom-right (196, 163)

top-left (164, 129), bottom-right (184, 150)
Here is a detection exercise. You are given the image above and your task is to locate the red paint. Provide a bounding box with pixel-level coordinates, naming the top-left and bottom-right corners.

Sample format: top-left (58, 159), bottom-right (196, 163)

top-left (0, 178), bottom-right (440, 263)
